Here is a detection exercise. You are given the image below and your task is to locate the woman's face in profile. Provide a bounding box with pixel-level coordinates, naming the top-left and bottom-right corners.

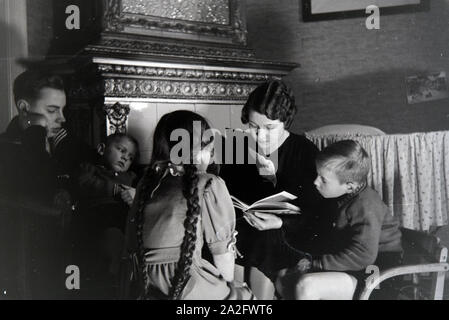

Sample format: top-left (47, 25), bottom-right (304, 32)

top-left (248, 111), bottom-right (286, 151)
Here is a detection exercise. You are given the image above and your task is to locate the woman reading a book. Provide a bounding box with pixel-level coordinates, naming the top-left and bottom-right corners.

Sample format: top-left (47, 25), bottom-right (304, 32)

top-left (220, 80), bottom-right (326, 299)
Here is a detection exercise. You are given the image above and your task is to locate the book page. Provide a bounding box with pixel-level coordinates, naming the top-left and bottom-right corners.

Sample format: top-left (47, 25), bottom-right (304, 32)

top-left (230, 196), bottom-right (250, 211)
top-left (246, 208), bottom-right (301, 215)
top-left (252, 191), bottom-right (297, 206)
top-left (249, 201), bottom-right (300, 212)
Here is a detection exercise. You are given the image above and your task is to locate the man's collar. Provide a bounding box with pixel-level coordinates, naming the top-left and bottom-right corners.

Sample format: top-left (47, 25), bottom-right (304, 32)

top-left (3, 117), bottom-right (23, 141)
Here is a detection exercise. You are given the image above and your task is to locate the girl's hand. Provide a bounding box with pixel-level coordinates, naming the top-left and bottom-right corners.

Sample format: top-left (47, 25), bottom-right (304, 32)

top-left (120, 186), bottom-right (136, 206)
top-left (244, 212), bottom-right (283, 230)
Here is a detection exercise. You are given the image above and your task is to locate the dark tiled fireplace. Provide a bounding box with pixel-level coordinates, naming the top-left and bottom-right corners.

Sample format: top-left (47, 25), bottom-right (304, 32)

top-left (60, 0), bottom-right (297, 163)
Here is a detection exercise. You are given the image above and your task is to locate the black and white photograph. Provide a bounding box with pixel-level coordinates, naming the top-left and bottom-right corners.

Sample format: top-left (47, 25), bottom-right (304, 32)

top-left (0, 0), bottom-right (448, 305)
top-left (406, 71), bottom-right (449, 104)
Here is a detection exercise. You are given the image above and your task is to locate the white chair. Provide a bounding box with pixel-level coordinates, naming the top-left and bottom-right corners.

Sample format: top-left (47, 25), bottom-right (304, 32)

top-left (359, 228), bottom-right (449, 300)
top-left (307, 124), bottom-right (386, 136)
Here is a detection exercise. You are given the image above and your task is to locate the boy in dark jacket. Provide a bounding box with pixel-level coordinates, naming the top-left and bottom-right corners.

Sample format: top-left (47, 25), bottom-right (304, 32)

top-left (78, 133), bottom-right (138, 210)
top-left (276, 140), bottom-right (402, 300)
top-left (0, 69), bottom-right (96, 298)
top-left (0, 70), bottom-right (95, 206)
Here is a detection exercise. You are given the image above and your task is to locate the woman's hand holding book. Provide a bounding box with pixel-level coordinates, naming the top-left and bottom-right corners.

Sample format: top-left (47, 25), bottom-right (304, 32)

top-left (243, 212), bottom-right (283, 231)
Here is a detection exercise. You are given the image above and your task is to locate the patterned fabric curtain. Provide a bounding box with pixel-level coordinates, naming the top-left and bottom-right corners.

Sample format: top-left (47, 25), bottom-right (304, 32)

top-left (306, 131), bottom-right (449, 231)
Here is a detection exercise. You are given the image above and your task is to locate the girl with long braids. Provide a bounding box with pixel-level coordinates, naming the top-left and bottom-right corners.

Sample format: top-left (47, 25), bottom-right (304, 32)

top-left (123, 110), bottom-right (254, 300)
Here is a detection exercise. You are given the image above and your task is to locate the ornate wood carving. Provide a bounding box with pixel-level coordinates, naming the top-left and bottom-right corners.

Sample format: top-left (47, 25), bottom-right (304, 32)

top-left (101, 0), bottom-right (247, 45)
top-left (66, 0), bottom-right (298, 149)
top-left (104, 102), bottom-right (130, 134)
top-left (87, 36), bottom-right (255, 60)
top-left (103, 78), bottom-right (259, 101)
top-left (103, 0), bottom-right (124, 32)
top-left (122, 0), bottom-right (231, 25)
top-left (67, 58), bottom-right (293, 102)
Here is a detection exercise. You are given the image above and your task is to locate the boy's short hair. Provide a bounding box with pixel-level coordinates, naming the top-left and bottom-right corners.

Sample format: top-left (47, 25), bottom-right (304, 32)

top-left (13, 70), bottom-right (65, 105)
top-left (316, 140), bottom-right (371, 184)
top-left (105, 133), bottom-right (140, 159)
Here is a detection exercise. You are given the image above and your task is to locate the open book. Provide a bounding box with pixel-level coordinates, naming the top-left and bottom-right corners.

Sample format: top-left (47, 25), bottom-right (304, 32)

top-left (231, 191), bottom-right (301, 215)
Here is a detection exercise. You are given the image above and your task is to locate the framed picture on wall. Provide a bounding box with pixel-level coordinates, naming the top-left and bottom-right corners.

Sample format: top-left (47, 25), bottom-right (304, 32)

top-left (303, 0), bottom-right (430, 22)
top-left (406, 72), bottom-right (449, 105)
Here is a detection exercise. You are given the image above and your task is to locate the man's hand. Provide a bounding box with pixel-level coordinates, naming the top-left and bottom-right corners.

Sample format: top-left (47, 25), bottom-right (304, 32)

top-left (243, 212), bottom-right (283, 230)
top-left (120, 185), bottom-right (136, 206)
top-left (19, 112), bottom-right (52, 152)
top-left (20, 112), bottom-right (48, 130)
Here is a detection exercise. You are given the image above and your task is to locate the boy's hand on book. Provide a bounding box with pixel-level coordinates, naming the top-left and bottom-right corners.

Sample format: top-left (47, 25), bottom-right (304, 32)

top-left (244, 212), bottom-right (283, 231)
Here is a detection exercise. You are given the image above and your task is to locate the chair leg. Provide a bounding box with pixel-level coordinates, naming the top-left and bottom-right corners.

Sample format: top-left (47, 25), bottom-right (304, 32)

top-left (431, 271), bottom-right (446, 300)
top-left (248, 267), bottom-right (275, 300)
top-left (412, 274), bottom-right (419, 299)
top-left (234, 264), bottom-right (245, 283)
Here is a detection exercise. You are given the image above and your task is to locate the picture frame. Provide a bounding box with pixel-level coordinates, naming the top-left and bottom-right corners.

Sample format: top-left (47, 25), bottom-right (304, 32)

top-left (406, 72), bottom-right (449, 105)
top-left (302, 0), bottom-right (430, 22)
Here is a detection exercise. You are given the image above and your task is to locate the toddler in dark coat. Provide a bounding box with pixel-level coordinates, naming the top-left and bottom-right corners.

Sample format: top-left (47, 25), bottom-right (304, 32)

top-left (76, 133), bottom-right (139, 278)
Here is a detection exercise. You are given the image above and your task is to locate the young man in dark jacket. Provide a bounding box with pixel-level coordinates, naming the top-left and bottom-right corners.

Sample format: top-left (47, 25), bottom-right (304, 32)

top-left (0, 69), bottom-right (95, 206)
top-left (0, 69), bottom-right (95, 299)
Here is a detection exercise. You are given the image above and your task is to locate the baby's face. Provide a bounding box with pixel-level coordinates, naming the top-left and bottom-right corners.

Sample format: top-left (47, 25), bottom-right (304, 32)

top-left (103, 138), bottom-right (137, 173)
top-left (314, 166), bottom-right (350, 199)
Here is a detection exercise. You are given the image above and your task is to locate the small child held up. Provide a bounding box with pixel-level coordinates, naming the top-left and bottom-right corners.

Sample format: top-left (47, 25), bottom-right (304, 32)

top-left (276, 140), bottom-right (403, 300)
top-left (76, 133), bottom-right (139, 279)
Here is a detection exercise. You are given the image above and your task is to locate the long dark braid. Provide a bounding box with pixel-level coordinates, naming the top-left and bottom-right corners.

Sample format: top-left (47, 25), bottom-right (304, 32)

top-left (170, 164), bottom-right (201, 300)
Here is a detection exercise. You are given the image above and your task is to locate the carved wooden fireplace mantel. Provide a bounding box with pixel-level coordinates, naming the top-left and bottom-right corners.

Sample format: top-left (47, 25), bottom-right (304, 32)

top-left (65, 0), bottom-right (298, 163)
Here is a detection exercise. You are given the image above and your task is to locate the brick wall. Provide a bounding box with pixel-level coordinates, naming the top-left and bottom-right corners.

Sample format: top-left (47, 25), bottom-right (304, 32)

top-left (246, 0), bottom-right (449, 134)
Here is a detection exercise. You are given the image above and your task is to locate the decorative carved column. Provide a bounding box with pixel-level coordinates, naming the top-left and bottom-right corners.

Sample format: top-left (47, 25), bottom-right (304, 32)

top-left (67, 0), bottom-right (299, 163)
top-left (104, 102), bottom-right (130, 134)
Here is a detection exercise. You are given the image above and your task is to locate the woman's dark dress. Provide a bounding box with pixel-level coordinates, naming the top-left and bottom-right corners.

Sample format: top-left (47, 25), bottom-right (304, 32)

top-left (220, 133), bottom-right (329, 280)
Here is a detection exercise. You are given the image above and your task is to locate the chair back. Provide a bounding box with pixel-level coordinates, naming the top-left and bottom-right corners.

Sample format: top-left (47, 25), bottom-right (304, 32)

top-left (401, 228), bottom-right (448, 264)
top-left (307, 124), bottom-right (386, 136)
top-left (359, 228), bottom-right (449, 300)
